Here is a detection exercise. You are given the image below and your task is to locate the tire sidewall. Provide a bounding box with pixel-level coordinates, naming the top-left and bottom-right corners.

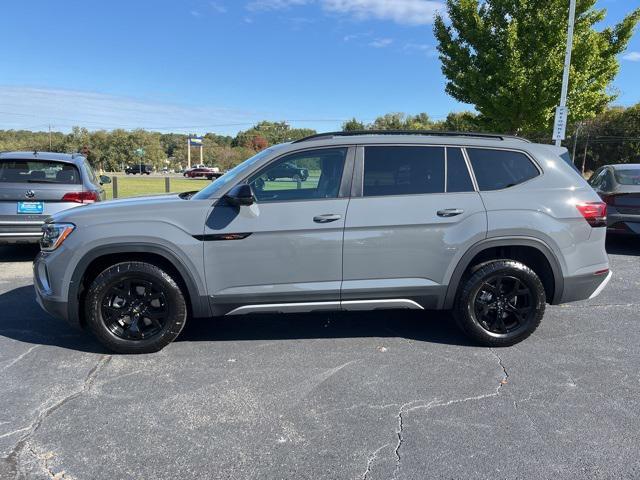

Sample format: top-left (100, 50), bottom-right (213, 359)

top-left (456, 260), bottom-right (546, 346)
top-left (85, 262), bottom-right (187, 354)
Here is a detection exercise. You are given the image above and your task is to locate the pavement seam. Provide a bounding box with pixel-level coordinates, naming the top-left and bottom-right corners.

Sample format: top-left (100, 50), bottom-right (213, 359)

top-left (2, 354), bottom-right (111, 480)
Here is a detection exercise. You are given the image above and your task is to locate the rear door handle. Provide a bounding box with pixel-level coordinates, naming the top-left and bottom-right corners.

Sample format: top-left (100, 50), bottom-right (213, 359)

top-left (313, 214), bottom-right (342, 223)
top-left (437, 208), bottom-right (464, 217)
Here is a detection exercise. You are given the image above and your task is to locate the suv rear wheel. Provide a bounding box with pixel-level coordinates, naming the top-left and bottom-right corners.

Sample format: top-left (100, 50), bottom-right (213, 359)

top-left (84, 262), bottom-right (187, 354)
top-left (454, 260), bottom-right (545, 347)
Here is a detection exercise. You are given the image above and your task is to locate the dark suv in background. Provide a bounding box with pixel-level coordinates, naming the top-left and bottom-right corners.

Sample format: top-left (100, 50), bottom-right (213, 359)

top-left (125, 164), bottom-right (153, 175)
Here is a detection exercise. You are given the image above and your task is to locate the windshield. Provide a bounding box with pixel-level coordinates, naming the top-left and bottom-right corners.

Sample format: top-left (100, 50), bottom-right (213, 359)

top-left (614, 168), bottom-right (640, 185)
top-left (192, 146), bottom-right (282, 199)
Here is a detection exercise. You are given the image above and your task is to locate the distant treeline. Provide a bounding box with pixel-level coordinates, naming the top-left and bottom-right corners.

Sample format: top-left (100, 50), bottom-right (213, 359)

top-left (1, 105), bottom-right (638, 173)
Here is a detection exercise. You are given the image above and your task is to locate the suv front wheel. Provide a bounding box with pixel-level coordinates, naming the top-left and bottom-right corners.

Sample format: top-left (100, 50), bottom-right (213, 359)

top-left (454, 260), bottom-right (546, 347)
top-left (84, 262), bottom-right (188, 354)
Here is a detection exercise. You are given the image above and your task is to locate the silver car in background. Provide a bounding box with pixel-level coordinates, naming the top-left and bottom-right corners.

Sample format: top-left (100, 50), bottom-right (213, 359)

top-left (0, 151), bottom-right (110, 244)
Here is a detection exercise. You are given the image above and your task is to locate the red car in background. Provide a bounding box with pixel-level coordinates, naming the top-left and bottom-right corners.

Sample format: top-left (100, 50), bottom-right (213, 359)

top-left (183, 167), bottom-right (223, 180)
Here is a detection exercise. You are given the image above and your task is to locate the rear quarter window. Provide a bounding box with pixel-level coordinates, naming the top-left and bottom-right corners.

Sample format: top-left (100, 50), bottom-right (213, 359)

top-left (0, 160), bottom-right (81, 184)
top-left (467, 148), bottom-right (539, 191)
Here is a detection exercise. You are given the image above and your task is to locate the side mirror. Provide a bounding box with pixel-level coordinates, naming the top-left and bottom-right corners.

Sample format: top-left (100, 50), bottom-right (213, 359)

top-left (224, 184), bottom-right (254, 206)
top-left (99, 175), bottom-right (112, 185)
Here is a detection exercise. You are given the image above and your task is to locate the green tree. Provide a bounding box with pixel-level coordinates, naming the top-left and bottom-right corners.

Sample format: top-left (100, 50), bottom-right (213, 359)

top-left (342, 118), bottom-right (366, 131)
top-left (442, 111), bottom-right (479, 132)
top-left (434, 0), bottom-right (640, 134)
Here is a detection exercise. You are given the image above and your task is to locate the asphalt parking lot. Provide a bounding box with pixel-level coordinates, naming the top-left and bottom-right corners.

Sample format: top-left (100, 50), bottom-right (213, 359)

top-left (0, 240), bottom-right (639, 480)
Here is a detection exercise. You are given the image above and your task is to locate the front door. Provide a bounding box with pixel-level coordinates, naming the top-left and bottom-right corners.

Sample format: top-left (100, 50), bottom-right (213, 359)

top-left (341, 145), bottom-right (487, 310)
top-left (203, 146), bottom-right (354, 315)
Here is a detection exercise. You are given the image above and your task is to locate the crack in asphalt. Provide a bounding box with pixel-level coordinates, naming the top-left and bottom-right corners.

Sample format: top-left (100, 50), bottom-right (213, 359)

top-left (390, 349), bottom-right (510, 479)
top-left (1, 355), bottom-right (111, 480)
top-left (361, 443), bottom-right (389, 480)
top-left (27, 445), bottom-right (67, 480)
top-left (0, 345), bottom-right (41, 372)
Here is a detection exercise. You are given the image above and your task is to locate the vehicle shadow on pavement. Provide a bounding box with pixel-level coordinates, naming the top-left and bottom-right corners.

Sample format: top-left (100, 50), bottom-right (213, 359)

top-left (0, 284), bottom-right (473, 352)
top-left (179, 310), bottom-right (475, 347)
top-left (0, 285), bottom-right (105, 354)
top-left (0, 245), bottom-right (40, 262)
top-left (606, 236), bottom-right (640, 256)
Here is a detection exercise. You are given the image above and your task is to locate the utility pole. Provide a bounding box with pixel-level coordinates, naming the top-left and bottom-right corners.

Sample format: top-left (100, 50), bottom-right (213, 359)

top-left (554, 0), bottom-right (577, 147)
top-left (187, 136), bottom-right (191, 169)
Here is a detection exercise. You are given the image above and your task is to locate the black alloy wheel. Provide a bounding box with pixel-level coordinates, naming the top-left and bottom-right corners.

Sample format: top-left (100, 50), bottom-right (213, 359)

top-left (101, 277), bottom-right (168, 341)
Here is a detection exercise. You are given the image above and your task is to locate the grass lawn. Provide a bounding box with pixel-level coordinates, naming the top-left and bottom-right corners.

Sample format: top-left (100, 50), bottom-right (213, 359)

top-left (105, 176), bottom-right (210, 200)
top-left (104, 174), bottom-right (323, 200)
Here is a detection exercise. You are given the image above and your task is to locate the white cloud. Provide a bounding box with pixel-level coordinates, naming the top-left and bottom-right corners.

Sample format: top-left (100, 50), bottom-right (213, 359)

top-left (622, 52), bottom-right (640, 62)
top-left (0, 86), bottom-right (263, 135)
top-left (322, 0), bottom-right (445, 25)
top-left (403, 42), bottom-right (437, 56)
top-left (247, 0), bottom-right (310, 11)
top-left (190, 10), bottom-right (201, 17)
top-left (210, 2), bottom-right (228, 13)
top-left (369, 38), bottom-right (393, 48)
top-left (246, 0), bottom-right (445, 24)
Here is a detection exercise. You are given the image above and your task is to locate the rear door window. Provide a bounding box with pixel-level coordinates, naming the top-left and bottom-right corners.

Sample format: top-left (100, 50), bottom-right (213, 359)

top-left (466, 148), bottom-right (539, 191)
top-left (614, 169), bottom-right (640, 186)
top-left (363, 146), bottom-right (445, 196)
top-left (446, 148), bottom-right (474, 193)
top-left (0, 160), bottom-right (81, 184)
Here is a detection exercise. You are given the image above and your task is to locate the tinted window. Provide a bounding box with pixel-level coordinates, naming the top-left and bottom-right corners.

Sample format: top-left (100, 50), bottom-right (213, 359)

top-left (0, 160), bottom-right (81, 184)
top-left (446, 148), bottom-right (474, 193)
top-left (363, 146), bottom-right (444, 196)
top-left (249, 148), bottom-right (346, 202)
top-left (83, 159), bottom-right (98, 184)
top-left (467, 149), bottom-right (539, 191)
top-left (614, 168), bottom-right (640, 186)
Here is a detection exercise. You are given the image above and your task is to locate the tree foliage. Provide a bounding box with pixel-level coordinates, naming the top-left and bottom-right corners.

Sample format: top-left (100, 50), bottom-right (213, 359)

top-left (434, 0), bottom-right (640, 134)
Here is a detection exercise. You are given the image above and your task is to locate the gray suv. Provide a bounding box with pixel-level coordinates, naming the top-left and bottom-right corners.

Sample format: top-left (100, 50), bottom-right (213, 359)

top-left (0, 151), bottom-right (110, 244)
top-left (33, 132), bottom-right (611, 353)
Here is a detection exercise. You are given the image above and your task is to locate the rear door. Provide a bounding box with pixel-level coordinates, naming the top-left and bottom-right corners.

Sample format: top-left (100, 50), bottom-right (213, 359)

top-left (341, 145), bottom-right (487, 309)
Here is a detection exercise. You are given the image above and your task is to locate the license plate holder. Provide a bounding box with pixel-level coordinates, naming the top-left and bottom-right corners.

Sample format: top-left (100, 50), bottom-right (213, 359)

top-left (17, 201), bottom-right (44, 214)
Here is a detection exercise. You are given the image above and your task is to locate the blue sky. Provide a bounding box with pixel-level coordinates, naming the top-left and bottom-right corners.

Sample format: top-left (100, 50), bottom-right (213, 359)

top-left (0, 0), bottom-right (639, 135)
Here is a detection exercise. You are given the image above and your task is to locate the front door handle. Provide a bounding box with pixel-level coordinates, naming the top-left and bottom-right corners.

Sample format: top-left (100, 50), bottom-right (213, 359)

top-left (437, 208), bottom-right (464, 217)
top-left (313, 214), bottom-right (342, 223)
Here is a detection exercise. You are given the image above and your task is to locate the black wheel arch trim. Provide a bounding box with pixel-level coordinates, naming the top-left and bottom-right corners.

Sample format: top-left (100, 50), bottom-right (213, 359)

top-left (67, 243), bottom-right (211, 328)
top-left (443, 237), bottom-right (564, 309)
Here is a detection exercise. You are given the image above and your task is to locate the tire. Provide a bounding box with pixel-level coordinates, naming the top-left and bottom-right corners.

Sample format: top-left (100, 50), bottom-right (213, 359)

top-left (84, 262), bottom-right (188, 354)
top-left (292, 174), bottom-right (301, 182)
top-left (453, 260), bottom-right (545, 347)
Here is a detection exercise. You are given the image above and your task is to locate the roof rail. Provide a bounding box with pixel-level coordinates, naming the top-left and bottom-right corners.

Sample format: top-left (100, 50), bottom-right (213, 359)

top-left (292, 130), bottom-right (530, 143)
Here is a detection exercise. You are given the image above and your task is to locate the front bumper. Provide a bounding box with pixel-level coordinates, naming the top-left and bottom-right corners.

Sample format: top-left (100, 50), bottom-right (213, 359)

top-left (33, 252), bottom-right (81, 329)
top-left (560, 270), bottom-right (612, 303)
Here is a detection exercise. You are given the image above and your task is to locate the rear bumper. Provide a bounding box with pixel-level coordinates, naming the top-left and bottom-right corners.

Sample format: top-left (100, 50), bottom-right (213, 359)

top-left (559, 270), bottom-right (612, 303)
top-left (0, 224), bottom-right (43, 244)
top-left (607, 210), bottom-right (640, 235)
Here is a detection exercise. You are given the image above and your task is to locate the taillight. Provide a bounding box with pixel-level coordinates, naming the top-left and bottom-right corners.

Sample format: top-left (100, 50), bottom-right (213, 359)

top-left (576, 202), bottom-right (607, 227)
top-left (62, 191), bottom-right (99, 204)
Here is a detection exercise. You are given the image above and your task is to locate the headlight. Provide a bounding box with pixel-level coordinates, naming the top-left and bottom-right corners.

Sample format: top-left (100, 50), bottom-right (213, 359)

top-left (40, 223), bottom-right (75, 252)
